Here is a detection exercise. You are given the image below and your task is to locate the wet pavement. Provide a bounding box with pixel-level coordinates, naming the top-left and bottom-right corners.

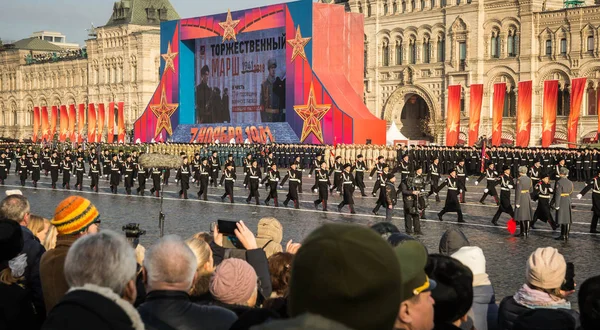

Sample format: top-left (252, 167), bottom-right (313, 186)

top-left (2, 170), bottom-right (599, 307)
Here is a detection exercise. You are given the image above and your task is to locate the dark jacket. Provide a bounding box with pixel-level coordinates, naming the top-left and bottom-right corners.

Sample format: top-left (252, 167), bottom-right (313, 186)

top-left (252, 313), bottom-right (352, 330)
top-left (21, 226), bottom-right (46, 317)
top-left (43, 284), bottom-right (144, 330)
top-left (0, 281), bottom-right (38, 330)
top-left (498, 296), bottom-right (580, 330)
top-left (137, 290), bottom-right (237, 330)
top-left (472, 284), bottom-right (499, 330)
top-left (40, 234), bottom-right (78, 313)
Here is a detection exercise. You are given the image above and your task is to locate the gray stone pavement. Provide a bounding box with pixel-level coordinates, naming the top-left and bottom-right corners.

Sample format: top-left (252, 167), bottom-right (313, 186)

top-left (2, 170), bottom-right (599, 308)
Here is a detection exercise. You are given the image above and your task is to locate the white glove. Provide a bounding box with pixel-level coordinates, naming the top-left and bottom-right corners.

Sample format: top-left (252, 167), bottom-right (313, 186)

top-left (219, 184), bottom-right (222, 187)
top-left (466, 177), bottom-right (469, 181)
top-left (555, 207), bottom-right (560, 210)
top-left (259, 183), bottom-right (263, 187)
top-left (192, 178), bottom-right (195, 183)
top-left (516, 204), bottom-right (520, 208)
top-left (484, 188), bottom-right (489, 193)
top-left (175, 179), bottom-right (178, 183)
top-left (369, 176), bottom-right (372, 180)
top-left (494, 171), bottom-right (498, 175)
top-left (508, 185), bottom-right (514, 189)
top-left (232, 180), bottom-right (236, 183)
top-left (302, 169), bottom-right (306, 172)
top-left (308, 174), bottom-right (312, 178)
top-left (577, 194), bottom-right (582, 200)
top-left (459, 189), bottom-right (463, 193)
top-left (88, 176), bottom-right (91, 178)
top-left (475, 181), bottom-right (479, 186)
top-left (549, 188), bottom-right (553, 193)
top-left (434, 192), bottom-right (438, 196)
top-left (244, 184), bottom-right (247, 188)
top-left (279, 185), bottom-right (283, 189)
top-left (313, 189), bottom-right (318, 193)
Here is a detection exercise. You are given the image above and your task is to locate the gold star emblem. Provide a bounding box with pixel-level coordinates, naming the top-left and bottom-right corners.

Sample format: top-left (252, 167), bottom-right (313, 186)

top-left (150, 85), bottom-right (179, 137)
top-left (518, 119), bottom-right (530, 133)
top-left (469, 120), bottom-right (478, 132)
top-left (448, 121), bottom-right (458, 133)
top-left (568, 119), bottom-right (577, 130)
top-left (543, 120), bottom-right (553, 132)
top-left (219, 9), bottom-right (240, 42)
top-left (493, 121), bottom-right (501, 133)
top-left (161, 42), bottom-right (178, 73)
top-left (287, 25), bottom-right (311, 62)
top-left (294, 82), bottom-right (331, 143)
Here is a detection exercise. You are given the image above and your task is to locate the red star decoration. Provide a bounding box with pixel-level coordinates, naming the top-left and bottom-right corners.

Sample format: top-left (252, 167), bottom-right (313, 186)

top-left (287, 25), bottom-right (311, 62)
top-left (218, 9), bottom-right (241, 42)
top-left (150, 85), bottom-right (179, 138)
top-left (294, 82), bottom-right (331, 143)
top-left (161, 42), bottom-right (178, 73)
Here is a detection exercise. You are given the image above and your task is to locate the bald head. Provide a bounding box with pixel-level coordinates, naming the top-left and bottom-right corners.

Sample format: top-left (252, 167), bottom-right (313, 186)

top-left (144, 235), bottom-right (198, 292)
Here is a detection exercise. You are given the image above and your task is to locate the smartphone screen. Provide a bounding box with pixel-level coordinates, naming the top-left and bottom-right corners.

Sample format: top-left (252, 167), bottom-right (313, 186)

top-left (218, 220), bottom-right (238, 236)
top-left (561, 262), bottom-right (575, 291)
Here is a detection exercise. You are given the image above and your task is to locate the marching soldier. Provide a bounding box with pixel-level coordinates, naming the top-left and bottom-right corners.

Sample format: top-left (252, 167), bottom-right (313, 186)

top-left (29, 152), bottom-right (42, 188)
top-left (577, 168), bottom-right (600, 233)
top-left (17, 155), bottom-right (28, 187)
top-left (197, 158), bottom-right (210, 201)
top-left (280, 162), bottom-right (301, 209)
top-left (337, 163), bottom-right (356, 214)
top-left (191, 153), bottom-right (201, 186)
top-left (575, 151), bottom-right (583, 182)
top-left (50, 151), bottom-right (60, 189)
top-left (372, 164), bottom-right (390, 215)
top-left (123, 155), bottom-right (135, 195)
top-left (209, 151), bottom-right (220, 187)
top-left (427, 157), bottom-right (441, 202)
top-left (491, 166), bottom-right (515, 227)
top-left (262, 163), bottom-right (281, 207)
top-left (353, 154), bottom-right (368, 197)
top-left (384, 174), bottom-right (398, 222)
top-left (220, 162), bottom-right (236, 203)
top-left (245, 159), bottom-right (262, 205)
top-left (529, 159), bottom-right (543, 187)
top-left (456, 158), bottom-right (468, 203)
top-left (0, 153), bottom-right (9, 184)
top-left (396, 154), bottom-right (411, 184)
top-left (329, 156), bottom-right (343, 194)
top-left (313, 161), bottom-right (331, 211)
top-left (149, 167), bottom-right (162, 197)
top-left (436, 168), bottom-right (465, 223)
top-left (515, 166), bottom-right (534, 238)
top-left (61, 154), bottom-right (72, 190)
top-left (102, 150), bottom-right (111, 181)
top-left (475, 162), bottom-right (499, 205)
top-left (176, 156), bottom-right (191, 199)
top-left (553, 167), bottom-right (573, 241)
top-left (369, 156), bottom-right (386, 196)
top-left (583, 149), bottom-right (592, 182)
top-left (242, 153), bottom-right (253, 187)
top-left (89, 158), bottom-right (101, 192)
top-left (110, 154), bottom-right (121, 194)
top-left (264, 151), bottom-right (275, 174)
top-left (42, 146), bottom-right (51, 176)
top-left (531, 173), bottom-right (556, 230)
top-left (74, 154), bottom-right (86, 191)
top-left (293, 155), bottom-right (305, 193)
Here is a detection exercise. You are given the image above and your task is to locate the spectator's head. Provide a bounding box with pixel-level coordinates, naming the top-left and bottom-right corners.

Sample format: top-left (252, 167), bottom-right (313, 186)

top-left (369, 221), bottom-right (400, 240)
top-left (0, 217), bottom-right (24, 285)
top-left (26, 214), bottom-right (50, 241)
top-left (51, 196), bottom-right (100, 236)
top-left (425, 254), bottom-right (473, 327)
top-left (388, 232), bottom-right (416, 247)
top-left (395, 240), bottom-right (436, 330)
top-left (145, 235), bottom-right (195, 292)
top-left (64, 230), bottom-right (137, 303)
top-left (210, 258), bottom-right (258, 307)
top-left (185, 237), bottom-right (214, 297)
top-left (268, 252), bottom-right (293, 297)
top-left (451, 246), bottom-right (488, 283)
top-left (438, 229), bottom-right (469, 255)
top-left (513, 309), bottom-right (577, 330)
top-left (288, 223), bottom-right (402, 330)
top-left (526, 247), bottom-right (566, 295)
top-left (579, 275), bottom-right (600, 330)
top-left (191, 231), bottom-right (213, 244)
top-left (256, 217), bottom-right (283, 258)
top-left (43, 224), bottom-right (58, 250)
top-left (0, 194), bottom-right (30, 225)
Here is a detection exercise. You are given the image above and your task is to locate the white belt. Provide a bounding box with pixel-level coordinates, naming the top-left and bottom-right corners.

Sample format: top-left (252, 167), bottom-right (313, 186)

top-left (449, 187), bottom-right (458, 190)
top-left (334, 170), bottom-right (342, 173)
top-left (270, 179), bottom-right (279, 182)
top-left (250, 176), bottom-right (258, 179)
top-left (501, 188), bottom-right (510, 191)
top-left (431, 172), bottom-right (439, 175)
top-left (200, 172), bottom-right (208, 175)
top-left (487, 178), bottom-right (496, 181)
top-left (539, 195), bottom-right (550, 199)
top-left (531, 177), bottom-right (539, 180)
top-left (290, 179), bottom-right (300, 182)
top-left (225, 178), bottom-right (234, 181)
top-left (343, 181), bottom-right (353, 184)
top-left (181, 172), bottom-right (189, 174)
top-left (593, 190), bottom-right (600, 194)
top-left (319, 179), bottom-right (329, 182)
top-left (92, 171), bottom-right (99, 173)
top-left (356, 169), bottom-right (364, 172)
top-left (457, 174), bottom-right (465, 177)
top-left (402, 171), bottom-right (409, 174)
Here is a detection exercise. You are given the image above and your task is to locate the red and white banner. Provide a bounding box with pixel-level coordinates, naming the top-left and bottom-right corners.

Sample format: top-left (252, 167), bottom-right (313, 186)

top-left (88, 104), bottom-right (96, 143)
top-left (68, 105), bottom-right (76, 142)
top-left (41, 106), bottom-right (49, 142)
top-left (50, 106), bottom-right (58, 139)
top-left (542, 80), bottom-right (559, 148)
top-left (97, 103), bottom-right (105, 143)
top-left (118, 102), bottom-right (125, 143)
top-left (33, 107), bottom-right (40, 143)
top-left (516, 81), bottom-right (532, 147)
top-left (446, 85), bottom-right (461, 146)
top-left (568, 77), bottom-right (587, 148)
top-left (491, 83), bottom-right (506, 146)
top-left (108, 102), bottom-right (115, 143)
top-left (59, 105), bottom-right (69, 142)
top-left (77, 104), bottom-right (85, 143)
top-left (468, 84), bottom-right (483, 146)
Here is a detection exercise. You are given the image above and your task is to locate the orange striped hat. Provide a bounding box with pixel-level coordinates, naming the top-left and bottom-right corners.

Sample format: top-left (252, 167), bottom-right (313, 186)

top-left (51, 196), bottom-right (100, 235)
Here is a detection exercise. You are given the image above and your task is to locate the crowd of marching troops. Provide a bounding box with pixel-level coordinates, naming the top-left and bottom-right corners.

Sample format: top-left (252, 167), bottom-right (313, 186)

top-left (1, 141), bottom-right (599, 241)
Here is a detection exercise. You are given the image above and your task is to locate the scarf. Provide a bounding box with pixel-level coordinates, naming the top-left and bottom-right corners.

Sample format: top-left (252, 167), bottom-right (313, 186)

top-left (513, 284), bottom-right (571, 309)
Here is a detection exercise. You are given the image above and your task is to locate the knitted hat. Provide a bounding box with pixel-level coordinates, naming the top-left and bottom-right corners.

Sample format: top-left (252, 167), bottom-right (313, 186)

top-left (526, 247), bottom-right (566, 289)
top-left (452, 246), bottom-right (486, 276)
top-left (0, 218), bottom-right (23, 263)
top-left (51, 196), bottom-right (100, 235)
top-left (209, 258), bottom-right (257, 305)
top-left (288, 223), bottom-right (402, 330)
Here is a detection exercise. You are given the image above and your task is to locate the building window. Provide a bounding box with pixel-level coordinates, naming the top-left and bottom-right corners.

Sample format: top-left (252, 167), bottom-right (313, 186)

top-left (384, 3), bottom-right (388, 14)
top-left (402, 1), bottom-right (406, 12)
top-left (545, 39), bottom-right (552, 56)
top-left (12, 111), bottom-right (17, 126)
top-left (456, 0), bottom-right (461, 4)
top-left (507, 32), bottom-right (517, 57)
top-left (420, 0), bottom-right (425, 10)
top-left (588, 84), bottom-right (597, 115)
top-left (409, 40), bottom-right (416, 64)
top-left (437, 37), bottom-right (445, 62)
top-left (383, 43), bottom-right (390, 66)
top-left (423, 38), bottom-right (430, 63)
top-left (459, 41), bottom-right (466, 70)
top-left (588, 36), bottom-right (594, 53)
top-left (367, 3), bottom-right (371, 16)
top-left (393, 1), bottom-right (397, 13)
top-left (431, 0), bottom-right (435, 7)
top-left (560, 38), bottom-right (567, 55)
top-left (396, 41), bottom-right (403, 65)
top-left (441, 0), bottom-right (446, 6)
top-left (411, 0), bottom-right (415, 10)
top-left (358, 3), bottom-right (363, 13)
top-left (491, 33), bottom-right (499, 58)
top-left (364, 49), bottom-right (368, 77)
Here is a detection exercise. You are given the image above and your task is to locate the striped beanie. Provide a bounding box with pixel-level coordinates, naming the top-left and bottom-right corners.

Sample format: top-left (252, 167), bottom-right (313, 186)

top-left (51, 196), bottom-right (100, 235)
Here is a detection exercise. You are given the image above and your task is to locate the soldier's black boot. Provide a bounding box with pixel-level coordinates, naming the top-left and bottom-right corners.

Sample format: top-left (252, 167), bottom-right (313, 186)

top-left (283, 198), bottom-right (290, 207)
top-left (274, 198), bottom-right (279, 207)
top-left (294, 200), bottom-right (299, 209)
top-left (322, 200), bottom-right (327, 211)
top-left (517, 222), bottom-right (525, 237)
top-left (524, 221), bottom-right (530, 238)
top-left (265, 197), bottom-right (270, 206)
top-left (564, 224), bottom-right (571, 242)
top-left (555, 225), bottom-right (566, 241)
top-left (405, 214), bottom-right (413, 234)
top-left (255, 196), bottom-right (260, 205)
top-left (313, 200), bottom-right (319, 210)
top-left (591, 215), bottom-right (599, 233)
top-left (479, 193), bottom-right (487, 204)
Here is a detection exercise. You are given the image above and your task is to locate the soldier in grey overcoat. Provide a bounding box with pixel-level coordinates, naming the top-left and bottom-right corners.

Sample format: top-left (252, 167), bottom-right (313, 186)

top-left (553, 167), bottom-right (574, 241)
top-left (515, 166), bottom-right (534, 237)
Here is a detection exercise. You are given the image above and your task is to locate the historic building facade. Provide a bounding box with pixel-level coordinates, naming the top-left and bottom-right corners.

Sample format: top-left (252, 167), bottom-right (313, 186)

top-left (0, 0), bottom-right (179, 140)
top-left (327, 0), bottom-right (600, 145)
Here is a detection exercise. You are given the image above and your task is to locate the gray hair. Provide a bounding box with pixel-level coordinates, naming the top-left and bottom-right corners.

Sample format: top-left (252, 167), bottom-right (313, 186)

top-left (0, 195), bottom-right (30, 223)
top-left (144, 235), bottom-right (197, 289)
top-left (518, 166), bottom-right (528, 174)
top-left (559, 167), bottom-right (569, 176)
top-left (64, 230), bottom-right (137, 295)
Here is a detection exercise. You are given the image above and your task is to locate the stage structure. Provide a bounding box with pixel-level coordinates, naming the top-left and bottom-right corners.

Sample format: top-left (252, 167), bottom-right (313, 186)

top-left (134, 0), bottom-right (386, 145)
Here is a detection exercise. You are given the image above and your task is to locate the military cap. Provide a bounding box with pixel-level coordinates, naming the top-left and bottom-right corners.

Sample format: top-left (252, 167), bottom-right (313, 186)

top-left (395, 240), bottom-right (437, 302)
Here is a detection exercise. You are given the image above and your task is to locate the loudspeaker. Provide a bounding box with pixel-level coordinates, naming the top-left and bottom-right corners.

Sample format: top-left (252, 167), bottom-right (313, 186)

top-left (366, 139), bottom-right (372, 145)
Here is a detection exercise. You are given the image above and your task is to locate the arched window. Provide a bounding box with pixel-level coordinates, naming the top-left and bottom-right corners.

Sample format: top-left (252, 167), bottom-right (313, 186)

top-left (587, 83), bottom-right (597, 115)
top-left (367, 3), bottom-right (372, 16)
top-left (423, 37), bottom-right (430, 63)
top-left (402, 1), bottom-right (406, 12)
top-left (420, 0), bottom-right (425, 10)
top-left (545, 39), bottom-right (552, 56)
top-left (382, 42), bottom-right (390, 66)
top-left (431, 0), bottom-right (435, 7)
top-left (396, 41), bottom-right (403, 65)
top-left (393, 1), bottom-right (397, 13)
top-left (437, 36), bottom-right (445, 62)
top-left (507, 30), bottom-right (518, 57)
top-left (384, 2), bottom-right (388, 14)
top-left (560, 38), bottom-right (567, 55)
top-left (557, 83), bottom-right (570, 116)
top-left (411, 0), bottom-right (415, 10)
top-left (12, 111), bottom-right (17, 126)
top-left (587, 35), bottom-right (594, 53)
top-left (409, 39), bottom-right (416, 64)
top-left (491, 32), bottom-right (499, 58)
top-left (358, 3), bottom-right (363, 13)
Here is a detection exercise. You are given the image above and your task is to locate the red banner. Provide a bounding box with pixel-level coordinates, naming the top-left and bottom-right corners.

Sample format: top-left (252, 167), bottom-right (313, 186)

top-left (108, 102), bottom-right (115, 143)
top-left (568, 77), bottom-right (587, 148)
top-left (446, 85), bottom-right (461, 146)
top-left (41, 106), bottom-right (49, 142)
top-left (50, 106), bottom-right (58, 140)
top-left (77, 104), bottom-right (85, 143)
top-left (97, 103), bottom-right (105, 143)
top-left (468, 84), bottom-right (483, 146)
top-left (516, 81), bottom-right (532, 147)
top-left (88, 104), bottom-right (96, 143)
top-left (542, 80), bottom-right (559, 148)
top-left (492, 83), bottom-right (506, 146)
top-left (117, 102), bottom-right (125, 143)
top-left (33, 107), bottom-right (40, 143)
top-left (68, 105), bottom-right (76, 142)
top-left (59, 105), bottom-right (69, 142)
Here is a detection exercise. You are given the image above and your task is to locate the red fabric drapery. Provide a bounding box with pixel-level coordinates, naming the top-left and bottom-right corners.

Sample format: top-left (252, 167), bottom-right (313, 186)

top-left (117, 102), bottom-right (125, 143)
top-left (59, 105), bottom-right (69, 142)
top-left (516, 81), bottom-right (532, 147)
top-left (33, 107), bottom-right (40, 143)
top-left (446, 85), bottom-right (461, 146)
top-left (87, 104), bottom-right (96, 143)
top-left (97, 103), bottom-right (105, 143)
top-left (468, 84), bottom-right (483, 146)
top-left (68, 105), bottom-right (76, 142)
top-left (77, 104), bottom-right (85, 143)
top-left (41, 106), bottom-right (49, 142)
top-left (568, 78), bottom-right (587, 148)
top-left (108, 102), bottom-right (115, 143)
top-left (492, 83), bottom-right (506, 146)
top-left (50, 106), bottom-right (58, 140)
top-left (542, 80), bottom-right (559, 148)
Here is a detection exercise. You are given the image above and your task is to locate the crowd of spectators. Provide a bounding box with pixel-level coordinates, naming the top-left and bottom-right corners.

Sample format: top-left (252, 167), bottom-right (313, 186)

top-left (24, 48), bottom-right (87, 65)
top-left (1, 192), bottom-right (600, 330)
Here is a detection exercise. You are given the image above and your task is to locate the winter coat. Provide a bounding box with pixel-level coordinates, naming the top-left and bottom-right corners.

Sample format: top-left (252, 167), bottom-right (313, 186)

top-left (252, 313), bottom-right (352, 330)
top-left (20, 226), bottom-right (46, 317)
top-left (472, 284), bottom-right (499, 330)
top-left (0, 281), bottom-right (38, 330)
top-left (137, 290), bottom-right (237, 330)
top-left (438, 229), bottom-right (470, 255)
top-left (39, 234), bottom-right (78, 313)
top-left (42, 284), bottom-right (145, 330)
top-left (514, 176), bottom-right (534, 222)
top-left (498, 296), bottom-right (579, 330)
top-left (553, 177), bottom-right (573, 225)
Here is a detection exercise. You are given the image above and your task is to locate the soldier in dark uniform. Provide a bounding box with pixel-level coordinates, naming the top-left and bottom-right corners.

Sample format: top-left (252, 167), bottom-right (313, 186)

top-left (395, 154), bottom-right (411, 184)
top-left (149, 167), bottom-right (162, 197)
top-left (191, 153), bottom-right (201, 186)
top-left (29, 152), bottom-right (42, 188)
top-left (262, 163), bottom-right (280, 207)
top-left (74, 154), bottom-right (86, 191)
top-left (515, 166), bottom-right (534, 238)
top-left (280, 162), bottom-right (301, 209)
top-left (490, 166), bottom-right (515, 226)
top-left (308, 153), bottom-right (322, 190)
top-left (401, 172), bottom-right (425, 234)
top-left (456, 158), bottom-right (468, 203)
top-left (427, 157), bottom-right (441, 202)
top-left (0, 153), bottom-right (9, 184)
top-left (245, 160), bottom-right (262, 205)
top-left (313, 161), bottom-right (330, 211)
top-left (110, 154), bottom-right (121, 194)
top-left (123, 155), bottom-right (135, 195)
top-left (583, 149), bottom-right (592, 182)
top-left (577, 168), bottom-right (600, 233)
top-left (264, 151), bottom-right (275, 174)
top-left (369, 156), bottom-right (386, 196)
top-left (575, 151), bottom-right (583, 182)
top-left (197, 158), bottom-right (210, 201)
top-left (242, 153), bottom-right (253, 188)
top-left (529, 159), bottom-right (543, 187)
top-left (17, 155), bottom-right (27, 186)
top-left (554, 167), bottom-right (574, 241)
top-left (372, 164), bottom-right (390, 215)
top-left (353, 154), bottom-right (367, 197)
top-left (531, 173), bottom-right (556, 230)
top-left (384, 174), bottom-right (398, 222)
top-left (209, 151), bottom-right (220, 187)
top-left (50, 151), bottom-right (60, 189)
top-left (42, 147), bottom-right (51, 176)
top-left (260, 59), bottom-right (282, 122)
top-left (89, 158), bottom-right (101, 192)
top-left (436, 168), bottom-right (465, 223)
top-left (329, 156), bottom-right (343, 194)
top-left (176, 156), bottom-right (191, 199)
top-left (102, 150), bottom-right (111, 181)
top-left (475, 162), bottom-right (499, 205)
top-left (61, 154), bottom-right (72, 190)
top-left (220, 162), bottom-right (236, 203)
top-left (293, 155), bottom-right (305, 193)
top-left (337, 163), bottom-right (356, 214)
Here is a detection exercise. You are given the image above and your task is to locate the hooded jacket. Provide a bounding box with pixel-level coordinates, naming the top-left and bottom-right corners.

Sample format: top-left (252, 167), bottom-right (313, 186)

top-left (439, 229), bottom-right (470, 255)
top-left (255, 218), bottom-right (283, 259)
